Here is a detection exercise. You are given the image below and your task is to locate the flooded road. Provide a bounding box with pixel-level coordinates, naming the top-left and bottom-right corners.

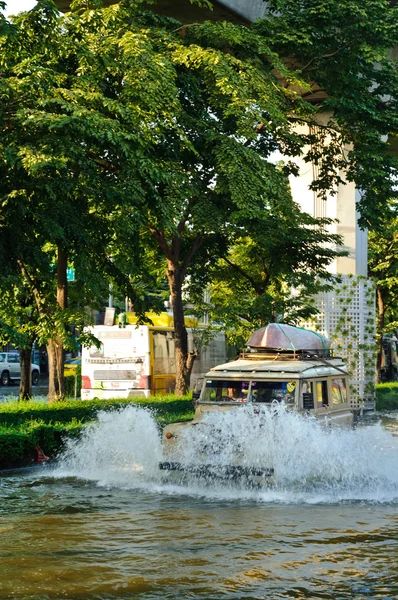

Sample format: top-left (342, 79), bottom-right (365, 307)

top-left (1, 407), bottom-right (398, 600)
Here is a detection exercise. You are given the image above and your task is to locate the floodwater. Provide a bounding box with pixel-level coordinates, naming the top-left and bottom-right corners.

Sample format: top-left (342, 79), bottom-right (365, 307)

top-left (1, 406), bottom-right (398, 600)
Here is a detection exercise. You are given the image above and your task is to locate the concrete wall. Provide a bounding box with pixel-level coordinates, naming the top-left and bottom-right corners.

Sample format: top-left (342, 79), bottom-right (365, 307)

top-left (218, 0), bottom-right (267, 21)
top-left (287, 130), bottom-right (367, 277)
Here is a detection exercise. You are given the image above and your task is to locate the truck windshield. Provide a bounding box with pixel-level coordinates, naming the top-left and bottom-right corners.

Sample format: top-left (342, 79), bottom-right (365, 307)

top-left (202, 379), bottom-right (250, 402)
top-left (201, 380), bottom-right (296, 404)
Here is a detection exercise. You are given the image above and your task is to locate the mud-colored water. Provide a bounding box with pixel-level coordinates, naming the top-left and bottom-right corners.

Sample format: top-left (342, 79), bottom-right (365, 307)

top-left (1, 406), bottom-right (398, 599)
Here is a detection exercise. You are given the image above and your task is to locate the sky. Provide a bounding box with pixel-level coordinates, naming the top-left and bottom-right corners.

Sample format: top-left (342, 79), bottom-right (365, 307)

top-left (3, 0), bottom-right (37, 17)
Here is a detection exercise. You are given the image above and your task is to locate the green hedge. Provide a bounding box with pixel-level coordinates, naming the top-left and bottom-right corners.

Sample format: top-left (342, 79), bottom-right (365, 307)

top-left (0, 427), bottom-right (36, 466)
top-left (0, 396), bottom-right (194, 427)
top-left (375, 383), bottom-right (398, 411)
top-left (0, 421), bottom-right (84, 468)
top-left (0, 395), bottom-right (195, 469)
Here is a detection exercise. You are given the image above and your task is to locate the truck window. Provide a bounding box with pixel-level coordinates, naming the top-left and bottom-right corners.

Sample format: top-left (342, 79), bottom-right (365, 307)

top-left (300, 380), bottom-right (314, 410)
top-left (202, 380), bottom-right (249, 402)
top-left (251, 381), bottom-right (296, 405)
top-left (316, 380), bottom-right (328, 408)
top-left (331, 378), bottom-right (347, 404)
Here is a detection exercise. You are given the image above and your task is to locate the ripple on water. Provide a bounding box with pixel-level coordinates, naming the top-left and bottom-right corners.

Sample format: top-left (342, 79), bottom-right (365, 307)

top-left (1, 407), bottom-right (398, 599)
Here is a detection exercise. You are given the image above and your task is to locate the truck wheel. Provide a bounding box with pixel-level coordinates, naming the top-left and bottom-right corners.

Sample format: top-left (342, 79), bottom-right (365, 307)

top-left (32, 371), bottom-right (40, 386)
top-left (1, 371), bottom-right (10, 386)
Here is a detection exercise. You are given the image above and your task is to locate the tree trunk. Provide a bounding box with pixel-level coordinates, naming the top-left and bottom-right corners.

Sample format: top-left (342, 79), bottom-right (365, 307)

top-left (47, 336), bottom-right (65, 400)
top-left (167, 259), bottom-right (197, 395)
top-left (47, 246), bottom-right (68, 401)
top-left (19, 346), bottom-right (33, 400)
top-left (376, 287), bottom-right (385, 384)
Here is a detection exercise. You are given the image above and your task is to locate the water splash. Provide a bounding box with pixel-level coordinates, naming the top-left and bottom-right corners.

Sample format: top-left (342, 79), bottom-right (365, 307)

top-left (57, 406), bottom-right (162, 488)
top-left (54, 404), bottom-right (398, 503)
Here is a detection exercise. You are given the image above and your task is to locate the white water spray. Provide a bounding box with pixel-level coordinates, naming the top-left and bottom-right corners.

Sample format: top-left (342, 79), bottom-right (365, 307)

top-left (57, 406), bottom-right (162, 488)
top-left (54, 405), bottom-right (398, 502)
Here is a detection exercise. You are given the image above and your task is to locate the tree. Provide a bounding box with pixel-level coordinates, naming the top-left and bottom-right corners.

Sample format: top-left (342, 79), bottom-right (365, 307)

top-left (133, 16), bottom-right (329, 393)
top-left (0, 0), bottom-right (170, 398)
top-left (2, 0), bottom-right (397, 398)
top-left (188, 192), bottom-right (346, 348)
top-left (135, 2), bottom-right (398, 393)
top-left (368, 206), bottom-right (398, 381)
top-left (255, 0), bottom-right (398, 227)
top-left (0, 275), bottom-right (38, 399)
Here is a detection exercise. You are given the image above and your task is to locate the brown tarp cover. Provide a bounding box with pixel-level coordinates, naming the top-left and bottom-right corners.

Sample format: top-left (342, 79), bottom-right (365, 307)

top-left (247, 323), bottom-right (330, 351)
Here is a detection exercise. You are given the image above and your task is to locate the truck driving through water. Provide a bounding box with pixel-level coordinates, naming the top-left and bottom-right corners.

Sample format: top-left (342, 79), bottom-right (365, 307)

top-left (159, 323), bottom-right (357, 482)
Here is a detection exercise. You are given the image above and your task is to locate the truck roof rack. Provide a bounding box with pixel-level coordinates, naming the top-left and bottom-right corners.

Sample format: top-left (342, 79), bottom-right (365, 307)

top-left (239, 348), bottom-right (335, 361)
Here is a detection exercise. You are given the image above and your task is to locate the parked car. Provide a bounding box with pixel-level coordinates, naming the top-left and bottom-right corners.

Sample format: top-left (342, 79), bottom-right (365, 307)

top-left (0, 352), bottom-right (40, 386)
top-left (64, 357), bottom-right (81, 377)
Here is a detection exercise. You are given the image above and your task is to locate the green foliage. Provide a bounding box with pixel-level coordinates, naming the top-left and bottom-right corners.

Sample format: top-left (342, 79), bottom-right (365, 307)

top-left (136, 396), bottom-right (195, 425)
top-left (369, 209), bottom-right (398, 334)
top-left (0, 420), bottom-right (83, 468)
top-left (0, 0), bottom-right (171, 355)
top-left (0, 394), bottom-right (194, 468)
top-left (256, 0), bottom-right (398, 227)
top-left (368, 203), bottom-right (398, 380)
top-left (189, 203), bottom-right (346, 347)
top-left (375, 382), bottom-right (398, 411)
top-left (0, 395), bottom-right (194, 427)
top-left (0, 427), bottom-right (35, 466)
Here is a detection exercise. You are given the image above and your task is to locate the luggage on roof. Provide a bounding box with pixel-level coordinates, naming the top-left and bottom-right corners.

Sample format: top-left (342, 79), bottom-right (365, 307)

top-left (246, 323), bottom-right (330, 352)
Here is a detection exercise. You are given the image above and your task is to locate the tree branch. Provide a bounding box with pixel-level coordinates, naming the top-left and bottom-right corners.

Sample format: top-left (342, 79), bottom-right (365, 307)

top-left (17, 260), bottom-right (44, 316)
top-left (148, 225), bottom-right (173, 261)
top-left (180, 234), bottom-right (204, 281)
top-left (300, 45), bottom-right (350, 73)
top-left (223, 257), bottom-right (259, 291)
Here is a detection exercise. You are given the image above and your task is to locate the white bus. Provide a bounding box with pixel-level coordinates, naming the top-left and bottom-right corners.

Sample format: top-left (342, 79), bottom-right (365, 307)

top-left (81, 312), bottom-right (226, 399)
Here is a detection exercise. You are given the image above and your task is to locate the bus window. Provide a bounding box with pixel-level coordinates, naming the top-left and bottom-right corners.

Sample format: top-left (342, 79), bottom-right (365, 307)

top-left (316, 380), bottom-right (328, 408)
top-left (251, 381), bottom-right (296, 405)
top-left (89, 343), bottom-right (104, 358)
top-left (153, 331), bottom-right (176, 375)
top-left (331, 378), bottom-right (347, 404)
